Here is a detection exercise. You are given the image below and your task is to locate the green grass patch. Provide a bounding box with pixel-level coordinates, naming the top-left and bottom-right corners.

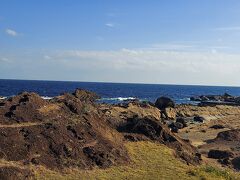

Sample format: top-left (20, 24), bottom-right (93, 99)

top-left (34, 141), bottom-right (239, 180)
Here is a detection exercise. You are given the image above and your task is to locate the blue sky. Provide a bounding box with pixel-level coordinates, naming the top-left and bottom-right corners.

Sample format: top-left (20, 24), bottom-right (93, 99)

top-left (1, 0), bottom-right (240, 85)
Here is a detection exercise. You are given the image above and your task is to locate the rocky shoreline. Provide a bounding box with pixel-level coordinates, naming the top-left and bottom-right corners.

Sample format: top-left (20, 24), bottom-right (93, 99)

top-left (190, 93), bottom-right (240, 106)
top-left (0, 89), bottom-right (240, 178)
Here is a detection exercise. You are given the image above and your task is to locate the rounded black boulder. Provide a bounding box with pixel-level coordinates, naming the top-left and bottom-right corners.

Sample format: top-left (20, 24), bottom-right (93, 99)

top-left (176, 117), bottom-right (188, 127)
top-left (155, 97), bottom-right (175, 110)
top-left (193, 116), bottom-right (205, 123)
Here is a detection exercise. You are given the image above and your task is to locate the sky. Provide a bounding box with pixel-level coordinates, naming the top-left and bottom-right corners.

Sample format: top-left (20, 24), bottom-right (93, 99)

top-left (1, 0), bottom-right (240, 86)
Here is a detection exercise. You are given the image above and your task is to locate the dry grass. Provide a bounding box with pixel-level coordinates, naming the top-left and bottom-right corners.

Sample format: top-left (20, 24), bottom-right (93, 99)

top-left (32, 141), bottom-right (240, 180)
top-left (0, 122), bottom-right (43, 128)
top-left (38, 104), bottom-right (61, 114)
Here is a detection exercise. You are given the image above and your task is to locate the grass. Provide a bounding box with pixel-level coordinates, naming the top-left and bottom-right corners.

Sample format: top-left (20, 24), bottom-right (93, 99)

top-left (0, 122), bottom-right (43, 128)
top-left (32, 141), bottom-right (240, 180)
top-left (188, 165), bottom-right (240, 180)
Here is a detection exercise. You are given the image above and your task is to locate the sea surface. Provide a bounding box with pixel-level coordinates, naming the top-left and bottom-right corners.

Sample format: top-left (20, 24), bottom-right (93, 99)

top-left (1, 79), bottom-right (240, 104)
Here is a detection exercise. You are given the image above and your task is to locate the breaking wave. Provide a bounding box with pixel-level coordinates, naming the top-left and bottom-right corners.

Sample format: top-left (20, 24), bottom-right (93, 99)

top-left (41, 96), bottom-right (53, 100)
top-left (101, 97), bottom-right (137, 101)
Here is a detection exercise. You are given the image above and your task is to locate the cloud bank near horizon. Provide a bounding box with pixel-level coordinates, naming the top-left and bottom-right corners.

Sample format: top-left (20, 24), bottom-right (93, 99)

top-left (1, 47), bottom-right (240, 86)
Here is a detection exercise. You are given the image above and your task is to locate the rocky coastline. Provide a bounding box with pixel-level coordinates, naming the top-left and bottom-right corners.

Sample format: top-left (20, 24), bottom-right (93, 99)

top-left (0, 89), bottom-right (240, 179)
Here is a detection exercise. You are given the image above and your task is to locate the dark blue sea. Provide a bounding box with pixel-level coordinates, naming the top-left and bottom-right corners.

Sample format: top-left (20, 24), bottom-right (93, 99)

top-left (1, 79), bottom-right (240, 104)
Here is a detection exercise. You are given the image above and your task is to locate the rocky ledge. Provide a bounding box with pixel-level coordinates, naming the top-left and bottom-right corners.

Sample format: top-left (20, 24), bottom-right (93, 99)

top-left (0, 89), bottom-right (201, 179)
top-left (190, 93), bottom-right (240, 106)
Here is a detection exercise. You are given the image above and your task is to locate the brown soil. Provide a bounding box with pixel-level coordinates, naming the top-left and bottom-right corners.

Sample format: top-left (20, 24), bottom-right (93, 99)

top-left (0, 89), bottom-right (129, 171)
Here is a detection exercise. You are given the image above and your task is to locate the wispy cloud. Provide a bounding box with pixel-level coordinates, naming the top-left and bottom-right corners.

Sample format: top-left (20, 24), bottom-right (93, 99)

top-left (105, 23), bottom-right (115, 28)
top-left (5, 28), bottom-right (19, 37)
top-left (50, 48), bottom-right (240, 75)
top-left (0, 57), bottom-right (10, 63)
top-left (44, 55), bottom-right (51, 60)
top-left (136, 42), bottom-right (229, 53)
top-left (2, 48), bottom-right (240, 85)
top-left (213, 26), bottom-right (240, 31)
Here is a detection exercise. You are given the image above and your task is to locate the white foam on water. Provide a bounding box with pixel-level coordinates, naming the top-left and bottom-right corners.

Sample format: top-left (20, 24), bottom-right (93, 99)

top-left (101, 97), bottom-right (137, 101)
top-left (41, 96), bottom-right (53, 100)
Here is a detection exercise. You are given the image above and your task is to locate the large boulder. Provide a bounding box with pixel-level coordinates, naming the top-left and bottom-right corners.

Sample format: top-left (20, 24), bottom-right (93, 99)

top-left (155, 97), bottom-right (175, 110)
top-left (193, 116), bottom-right (205, 123)
top-left (176, 117), bottom-right (188, 127)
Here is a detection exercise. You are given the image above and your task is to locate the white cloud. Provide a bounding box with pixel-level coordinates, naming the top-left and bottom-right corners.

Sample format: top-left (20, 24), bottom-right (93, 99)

top-left (132, 43), bottom-right (230, 53)
top-left (2, 47), bottom-right (240, 85)
top-left (51, 48), bottom-right (240, 75)
top-left (44, 55), bottom-right (51, 60)
top-left (0, 57), bottom-right (10, 62)
top-left (5, 28), bottom-right (19, 37)
top-left (148, 43), bottom-right (194, 51)
top-left (105, 23), bottom-right (115, 28)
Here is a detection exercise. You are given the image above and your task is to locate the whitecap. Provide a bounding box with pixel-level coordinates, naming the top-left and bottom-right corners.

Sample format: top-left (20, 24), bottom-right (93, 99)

top-left (0, 96), bottom-right (7, 100)
top-left (41, 96), bottom-right (53, 100)
top-left (101, 97), bottom-right (137, 101)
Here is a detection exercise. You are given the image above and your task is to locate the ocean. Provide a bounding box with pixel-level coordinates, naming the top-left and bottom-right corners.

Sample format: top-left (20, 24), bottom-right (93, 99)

top-left (1, 79), bottom-right (240, 104)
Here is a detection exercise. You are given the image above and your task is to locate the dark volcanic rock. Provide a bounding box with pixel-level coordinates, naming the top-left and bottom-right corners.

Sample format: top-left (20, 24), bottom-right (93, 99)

top-left (232, 157), bottom-right (240, 170)
top-left (199, 96), bottom-right (209, 101)
top-left (208, 149), bottom-right (234, 159)
top-left (154, 97), bottom-right (175, 110)
top-left (190, 97), bottom-right (201, 101)
top-left (216, 129), bottom-right (240, 141)
top-left (190, 93), bottom-right (238, 105)
top-left (193, 116), bottom-right (205, 123)
top-left (123, 133), bottom-right (149, 142)
top-left (176, 117), bottom-right (188, 127)
top-left (200, 129), bottom-right (240, 171)
top-left (174, 122), bottom-right (184, 129)
top-left (210, 124), bottom-right (225, 129)
top-left (168, 122), bottom-right (184, 133)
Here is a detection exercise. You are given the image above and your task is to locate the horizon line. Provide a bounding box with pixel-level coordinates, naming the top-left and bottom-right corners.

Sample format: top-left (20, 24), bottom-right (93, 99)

top-left (0, 78), bottom-right (239, 88)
